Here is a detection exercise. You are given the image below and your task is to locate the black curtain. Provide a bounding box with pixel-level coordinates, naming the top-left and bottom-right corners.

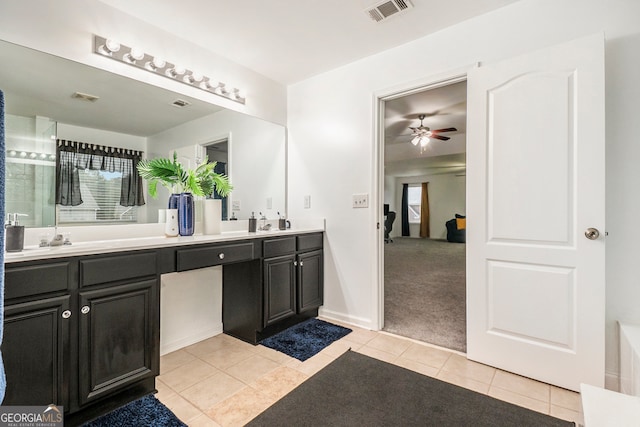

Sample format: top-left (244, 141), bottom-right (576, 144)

top-left (401, 183), bottom-right (410, 236)
top-left (55, 140), bottom-right (145, 207)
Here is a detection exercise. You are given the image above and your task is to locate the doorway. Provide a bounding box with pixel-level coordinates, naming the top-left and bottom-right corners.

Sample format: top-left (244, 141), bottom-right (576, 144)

top-left (202, 138), bottom-right (230, 220)
top-left (377, 76), bottom-right (468, 353)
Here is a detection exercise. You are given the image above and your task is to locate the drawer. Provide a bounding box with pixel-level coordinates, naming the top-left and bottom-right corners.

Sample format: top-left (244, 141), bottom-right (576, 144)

top-left (5, 261), bottom-right (71, 300)
top-left (263, 237), bottom-right (296, 258)
top-left (297, 233), bottom-right (323, 252)
top-left (80, 252), bottom-right (157, 287)
top-left (176, 242), bottom-right (254, 271)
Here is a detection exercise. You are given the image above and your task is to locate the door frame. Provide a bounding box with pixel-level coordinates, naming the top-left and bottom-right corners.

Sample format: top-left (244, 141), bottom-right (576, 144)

top-left (372, 65), bottom-right (476, 331)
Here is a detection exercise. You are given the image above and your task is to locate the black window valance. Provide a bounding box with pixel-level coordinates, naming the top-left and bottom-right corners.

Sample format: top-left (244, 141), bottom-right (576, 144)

top-left (55, 139), bottom-right (145, 207)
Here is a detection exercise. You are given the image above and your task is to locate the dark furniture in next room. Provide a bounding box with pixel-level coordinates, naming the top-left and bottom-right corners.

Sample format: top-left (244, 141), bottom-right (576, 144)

top-left (446, 214), bottom-right (466, 243)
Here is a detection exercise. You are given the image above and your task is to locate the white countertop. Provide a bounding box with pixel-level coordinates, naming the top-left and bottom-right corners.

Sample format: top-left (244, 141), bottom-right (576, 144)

top-left (5, 222), bottom-right (324, 263)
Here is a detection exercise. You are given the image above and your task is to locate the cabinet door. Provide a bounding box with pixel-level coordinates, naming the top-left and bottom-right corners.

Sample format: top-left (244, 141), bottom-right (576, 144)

top-left (263, 255), bottom-right (296, 327)
top-left (78, 279), bottom-right (158, 405)
top-left (2, 295), bottom-right (70, 407)
top-left (297, 250), bottom-right (324, 313)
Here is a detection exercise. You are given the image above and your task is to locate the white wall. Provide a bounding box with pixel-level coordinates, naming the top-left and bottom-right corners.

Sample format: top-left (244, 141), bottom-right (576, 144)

top-left (57, 123), bottom-right (147, 152)
top-left (0, 0), bottom-right (287, 126)
top-left (288, 0), bottom-right (640, 389)
top-left (390, 174), bottom-right (466, 240)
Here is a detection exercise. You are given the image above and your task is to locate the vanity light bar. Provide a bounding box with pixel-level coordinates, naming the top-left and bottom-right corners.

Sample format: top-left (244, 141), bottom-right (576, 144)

top-left (93, 35), bottom-right (246, 105)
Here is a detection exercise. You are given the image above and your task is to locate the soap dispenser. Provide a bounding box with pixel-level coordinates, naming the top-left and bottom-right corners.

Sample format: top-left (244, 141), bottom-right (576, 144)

top-left (248, 212), bottom-right (257, 232)
top-left (5, 213), bottom-right (26, 252)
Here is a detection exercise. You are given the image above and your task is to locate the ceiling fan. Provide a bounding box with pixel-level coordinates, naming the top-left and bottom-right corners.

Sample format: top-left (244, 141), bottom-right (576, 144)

top-left (409, 114), bottom-right (457, 147)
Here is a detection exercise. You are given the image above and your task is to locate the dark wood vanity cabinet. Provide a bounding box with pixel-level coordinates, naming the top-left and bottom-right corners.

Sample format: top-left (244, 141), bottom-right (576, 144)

top-left (297, 249), bottom-right (323, 313)
top-left (262, 234), bottom-right (324, 328)
top-left (263, 254), bottom-right (297, 326)
top-left (3, 231), bottom-right (322, 424)
top-left (75, 252), bottom-right (159, 410)
top-left (222, 232), bottom-right (324, 344)
top-left (77, 279), bottom-right (158, 406)
top-left (2, 251), bottom-right (159, 425)
top-left (2, 295), bottom-right (71, 407)
top-left (1, 261), bottom-right (74, 408)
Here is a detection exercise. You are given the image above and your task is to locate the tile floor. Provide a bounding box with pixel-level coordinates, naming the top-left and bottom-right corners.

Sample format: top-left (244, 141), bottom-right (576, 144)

top-left (156, 320), bottom-right (583, 426)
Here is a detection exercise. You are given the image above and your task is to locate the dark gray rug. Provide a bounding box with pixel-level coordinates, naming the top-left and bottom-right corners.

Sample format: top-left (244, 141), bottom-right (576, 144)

top-left (384, 237), bottom-right (466, 352)
top-left (247, 351), bottom-right (574, 427)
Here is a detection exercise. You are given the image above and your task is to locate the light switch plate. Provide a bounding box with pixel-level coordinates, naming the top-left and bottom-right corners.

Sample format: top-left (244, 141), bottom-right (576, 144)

top-left (232, 200), bottom-right (241, 211)
top-left (266, 197), bottom-right (272, 209)
top-left (352, 193), bottom-right (369, 208)
top-left (304, 195), bottom-right (311, 209)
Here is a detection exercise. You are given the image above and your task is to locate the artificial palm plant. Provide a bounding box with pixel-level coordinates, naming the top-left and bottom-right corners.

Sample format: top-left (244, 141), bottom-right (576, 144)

top-left (137, 151), bottom-right (232, 198)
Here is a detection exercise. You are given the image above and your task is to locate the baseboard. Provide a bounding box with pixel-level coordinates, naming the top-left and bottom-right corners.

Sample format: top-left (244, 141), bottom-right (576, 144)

top-left (605, 371), bottom-right (620, 392)
top-left (319, 308), bottom-right (375, 330)
top-left (160, 323), bottom-right (223, 356)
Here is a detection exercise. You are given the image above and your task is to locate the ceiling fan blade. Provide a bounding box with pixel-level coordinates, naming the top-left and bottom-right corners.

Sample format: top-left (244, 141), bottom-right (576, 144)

top-left (431, 135), bottom-right (450, 141)
top-left (431, 127), bottom-right (457, 133)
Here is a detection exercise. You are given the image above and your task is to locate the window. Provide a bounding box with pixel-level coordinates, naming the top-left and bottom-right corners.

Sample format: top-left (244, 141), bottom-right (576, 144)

top-left (55, 140), bottom-right (145, 225)
top-left (58, 169), bottom-right (137, 223)
top-left (407, 185), bottom-right (421, 223)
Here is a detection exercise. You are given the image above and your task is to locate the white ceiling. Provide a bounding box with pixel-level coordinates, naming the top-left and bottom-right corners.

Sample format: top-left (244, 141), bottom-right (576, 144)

top-left (384, 81), bottom-right (467, 177)
top-left (98, 0), bottom-right (521, 85)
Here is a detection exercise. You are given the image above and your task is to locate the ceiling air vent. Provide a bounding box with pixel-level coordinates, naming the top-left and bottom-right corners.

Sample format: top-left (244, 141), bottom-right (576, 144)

top-left (365, 0), bottom-right (413, 23)
top-left (71, 92), bottom-right (100, 102)
top-left (172, 99), bottom-right (191, 108)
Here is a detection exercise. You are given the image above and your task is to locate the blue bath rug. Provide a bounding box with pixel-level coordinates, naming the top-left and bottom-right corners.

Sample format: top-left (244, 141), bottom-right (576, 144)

top-left (83, 394), bottom-right (186, 427)
top-left (260, 318), bottom-right (352, 361)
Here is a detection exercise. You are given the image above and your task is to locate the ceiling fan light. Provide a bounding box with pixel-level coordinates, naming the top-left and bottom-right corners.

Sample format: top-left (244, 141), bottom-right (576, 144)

top-left (411, 136), bottom-right (420, 146)
top-left (419, 136), bottom-right (430, 147)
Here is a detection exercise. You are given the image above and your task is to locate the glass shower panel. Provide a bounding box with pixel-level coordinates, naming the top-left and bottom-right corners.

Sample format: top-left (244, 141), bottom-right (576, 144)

top-left (5, 114), bottom-right (56, 227)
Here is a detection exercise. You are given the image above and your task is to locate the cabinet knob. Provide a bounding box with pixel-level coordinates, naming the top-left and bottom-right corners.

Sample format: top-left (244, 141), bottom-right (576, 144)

top-left (219, 253), bottom-right (225, 260)
top-left (81, 305), bottom-right (91, 315)
top-left (61, 310), bottom-right (72, 319)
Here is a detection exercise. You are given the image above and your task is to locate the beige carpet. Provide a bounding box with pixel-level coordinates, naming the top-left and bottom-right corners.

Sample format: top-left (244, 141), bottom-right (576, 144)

top-left (383, 237), bottom-right (466, 352)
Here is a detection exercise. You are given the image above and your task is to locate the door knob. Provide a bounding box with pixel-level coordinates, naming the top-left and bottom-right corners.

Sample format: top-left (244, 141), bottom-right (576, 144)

top-left (585, 228), bottom-right (600, 240)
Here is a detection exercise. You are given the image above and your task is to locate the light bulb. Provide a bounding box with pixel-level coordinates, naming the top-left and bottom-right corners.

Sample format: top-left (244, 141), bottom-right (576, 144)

top-left (165, 65), bottom-right (186, 78)
top-left (420, 137), bottom-right (430, 147)
top-left (29, 152), bottom-right (37, 159)
top-left (40, 153), bottom-right (48, 159)
top-left (183, 72), bottom-right (203, 84)
top-left (124, 47), bottom-right (145, 63)
top-left (8, 150), bottom-right (16, 157)
top-left (145, 57), bottom-right (166, 71)
top-left (19, 151), bottom-right (27, 158)
top-left (99, 39), bottom-right (121, 56)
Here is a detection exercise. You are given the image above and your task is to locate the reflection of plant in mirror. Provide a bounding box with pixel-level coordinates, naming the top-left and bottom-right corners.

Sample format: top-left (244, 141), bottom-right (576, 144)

top-left (137, 151), bottom-right (232, 198)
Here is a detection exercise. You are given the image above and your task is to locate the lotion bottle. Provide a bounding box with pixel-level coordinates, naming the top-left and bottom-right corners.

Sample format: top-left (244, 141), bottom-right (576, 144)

top-left (5, 213), bottom-right (26, 252)
top-left (248, 212), bottom-right (257, 232)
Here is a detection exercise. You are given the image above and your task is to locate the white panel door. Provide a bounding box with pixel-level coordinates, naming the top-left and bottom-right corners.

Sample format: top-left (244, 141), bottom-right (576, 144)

top-left (466, 33), bottom-right (605, 391)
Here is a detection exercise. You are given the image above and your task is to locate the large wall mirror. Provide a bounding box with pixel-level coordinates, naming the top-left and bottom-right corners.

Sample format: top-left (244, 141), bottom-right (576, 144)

top-left (1, 39), bottom-right (286, 228)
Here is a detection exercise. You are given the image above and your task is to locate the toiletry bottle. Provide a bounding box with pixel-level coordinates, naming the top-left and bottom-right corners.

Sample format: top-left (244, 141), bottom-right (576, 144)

top-left (5, 213), bottom-right (26, 252)
top-left (278, 212), bottom-right (287, 230)
top-left (248, 212), bottom-right (257, 232)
